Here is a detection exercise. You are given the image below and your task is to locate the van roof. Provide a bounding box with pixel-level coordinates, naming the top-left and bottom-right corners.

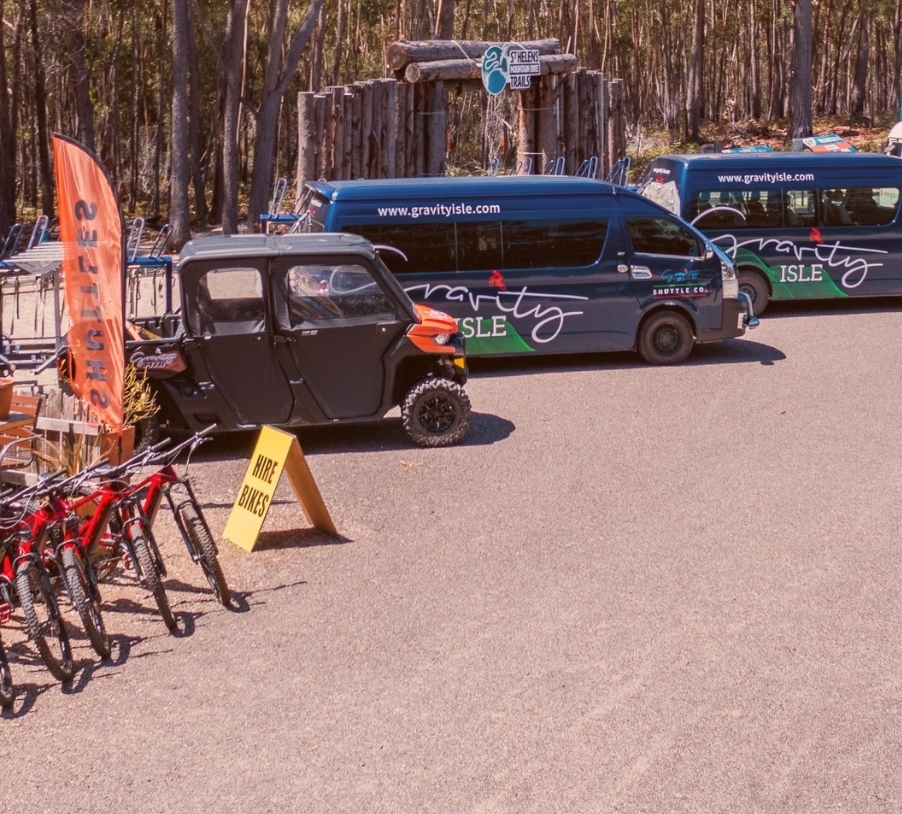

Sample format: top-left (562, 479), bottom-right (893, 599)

top-left (178, 232), bottom-right (374, 265)
top-left (652, 152), bottom-right (901, 170)
top-left (307, 174), bottom-right (624, 202)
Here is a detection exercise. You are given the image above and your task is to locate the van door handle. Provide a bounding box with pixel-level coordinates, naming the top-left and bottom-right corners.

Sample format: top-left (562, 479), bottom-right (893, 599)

top-left (630, 266), bottom-right (653, 279)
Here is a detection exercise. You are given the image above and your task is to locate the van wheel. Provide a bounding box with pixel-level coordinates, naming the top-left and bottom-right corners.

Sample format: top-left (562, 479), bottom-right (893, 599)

top-left (739, 269), bottom-right (769, 315)
top-left (638, 311), bottom-right (693, 365)
top-left (401, 379), bottom-right (472, 447)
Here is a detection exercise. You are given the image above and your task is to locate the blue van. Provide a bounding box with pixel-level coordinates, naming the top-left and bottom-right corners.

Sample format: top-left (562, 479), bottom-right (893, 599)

top-left (636, 152), bottom-right (902, 314)
top-left (300, 176), bottom-right (756, 365)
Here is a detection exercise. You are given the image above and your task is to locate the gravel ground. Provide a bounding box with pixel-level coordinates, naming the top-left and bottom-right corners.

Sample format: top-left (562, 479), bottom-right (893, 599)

top-left (2, 298), bottom-right (902, 813)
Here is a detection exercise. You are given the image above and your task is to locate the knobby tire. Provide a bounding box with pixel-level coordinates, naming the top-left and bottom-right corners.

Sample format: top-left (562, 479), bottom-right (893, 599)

top-left (14, 563), bottom-right (75, 682)
top-left (129, 526), bottom-right (176, 631)
top-left (178, 502), bottom-right (231, 606)
top-left (0, 638), bottom-right (13, 707)
top-left (61, 547), bottom-right (110, 658)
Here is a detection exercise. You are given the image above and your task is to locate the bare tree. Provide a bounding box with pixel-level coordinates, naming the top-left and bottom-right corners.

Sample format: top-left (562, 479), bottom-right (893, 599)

top-left (170, 0), bottom-right (191, 249)
top-left (850, 4), bottom-right (870, 120)
top-left (435, 0), bottom-right (454, 39)
top-left (29, 0), bottom-right (53, 219)
top-left (62, 0), bottom-right (95, 150)
top-left (246, 0), bottom-right (327, 232)
top-left (685, 0), bottom-right (704, 142)
top-left (789, 0), bottom-right (813, 138)
top-left (0, 0), bottom-right (16, 236)
top-left (221, 0), bottom-right (249, 234)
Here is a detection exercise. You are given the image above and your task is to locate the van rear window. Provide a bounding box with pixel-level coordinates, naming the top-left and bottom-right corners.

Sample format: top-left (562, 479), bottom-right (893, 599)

top-left (348, 219), bottom-right (608, 274)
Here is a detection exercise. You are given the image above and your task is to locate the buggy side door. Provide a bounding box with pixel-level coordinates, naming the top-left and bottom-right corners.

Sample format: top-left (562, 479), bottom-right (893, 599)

top-left (182, 260), bottom-right (293, 426)
top-left (271, 257), bottom-right (409, 419)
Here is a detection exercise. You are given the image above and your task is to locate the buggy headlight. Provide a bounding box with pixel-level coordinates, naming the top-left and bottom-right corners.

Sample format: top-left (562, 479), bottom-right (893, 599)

top-left (434, 333), bottom-right (450, 345)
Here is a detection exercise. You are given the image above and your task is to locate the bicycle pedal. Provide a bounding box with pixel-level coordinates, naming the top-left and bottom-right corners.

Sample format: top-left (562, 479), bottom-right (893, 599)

top-left (0, 603), bottom-right (10, 624)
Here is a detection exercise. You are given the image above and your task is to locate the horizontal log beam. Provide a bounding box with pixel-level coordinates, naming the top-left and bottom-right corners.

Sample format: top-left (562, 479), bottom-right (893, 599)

top-left (405, 53), bottom-right (578, 84)
top-left (387, 39), bottom-right (561, 71)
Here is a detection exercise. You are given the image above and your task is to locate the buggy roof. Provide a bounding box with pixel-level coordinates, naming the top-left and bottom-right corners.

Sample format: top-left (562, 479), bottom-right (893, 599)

top-left (177, 233), bottom-right (376, 267)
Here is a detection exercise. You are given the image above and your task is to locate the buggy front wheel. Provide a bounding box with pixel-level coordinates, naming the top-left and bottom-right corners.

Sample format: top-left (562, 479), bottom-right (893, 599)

top-left (401, 379), bottom-right (471, 447)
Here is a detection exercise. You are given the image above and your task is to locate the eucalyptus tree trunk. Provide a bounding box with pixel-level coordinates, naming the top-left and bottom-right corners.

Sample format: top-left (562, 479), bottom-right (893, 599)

top-left (169, 0), bottom-right (191, 250)
top-left (247, 0), bottom-right (327, 230)
top-left (221, 0), bottom-right (249, 234)
top-left (29, 0), bottom-right (54, 219)
top-left (0, 0), bottom-right (15, 236)
top-left (850, 7), bottom-right (870, 119)
top-left (894, 0), bottom-right (902, 115)
top-left (62, 0), bottom-right (95, 150)
top-left (685, 0), bottom-right (704, 142)
top-left (186, 0), bottom-right (208, 227)
top-left (749, 2), bottom-right (761, 120)
top-left (789, 0), bottom-right (813, 138)
top-left (435, 0), bottom-right (454, 38)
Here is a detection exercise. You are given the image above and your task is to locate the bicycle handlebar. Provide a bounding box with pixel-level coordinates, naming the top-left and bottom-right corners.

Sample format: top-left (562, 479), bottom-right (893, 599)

top-left (138, 424), bottom-right (217, 468)
top-left (0, 425), bottom-right (219, 508)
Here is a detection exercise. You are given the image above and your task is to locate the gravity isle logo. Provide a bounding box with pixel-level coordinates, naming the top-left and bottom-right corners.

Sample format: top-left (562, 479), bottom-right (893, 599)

top-left (654, 268), bottom-right (708, 298)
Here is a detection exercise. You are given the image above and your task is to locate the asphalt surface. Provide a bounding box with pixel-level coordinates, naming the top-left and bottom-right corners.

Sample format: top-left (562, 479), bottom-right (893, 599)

top-left (2, 298), bottom-right (901, 813)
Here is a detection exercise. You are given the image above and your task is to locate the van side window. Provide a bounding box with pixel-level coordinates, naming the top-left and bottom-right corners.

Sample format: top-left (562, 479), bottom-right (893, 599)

top-left (350, 224), bottom-right (457, 274)
top-left (504, 220), bottom-right (608, 269)
top-left (284, 263), bottom-right (395, 326)
top-left (626, 217), bottom-right (701, 257)
top-left (820, 189), bottom-right (852, 226)
top-left (353, 219), bottom-right (607, 273)
top-left (784, 189), bottom-right (815, 226)
top-left (845, 186), bottom-right (898, 226)
top-left (455, 222), bottom-right (503, 272)
top-left (689, 185), bottom-right (901, 229)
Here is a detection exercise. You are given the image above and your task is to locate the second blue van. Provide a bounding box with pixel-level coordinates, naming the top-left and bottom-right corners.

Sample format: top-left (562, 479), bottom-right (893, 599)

top-left (636, 152), bottom-right (902, 314)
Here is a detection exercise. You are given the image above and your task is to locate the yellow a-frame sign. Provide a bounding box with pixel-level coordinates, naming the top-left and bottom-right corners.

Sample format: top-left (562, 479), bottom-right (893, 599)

top-left (223, 425), bottom-right (337, 551)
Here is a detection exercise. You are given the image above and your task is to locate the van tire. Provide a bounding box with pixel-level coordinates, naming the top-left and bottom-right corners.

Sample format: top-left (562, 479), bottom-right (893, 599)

top-left (739, 269), bottom-right (769, 315)
top-left (638, 311), bottom-right (693, 365)
top-left (401, 379), bottom-right (471, 447)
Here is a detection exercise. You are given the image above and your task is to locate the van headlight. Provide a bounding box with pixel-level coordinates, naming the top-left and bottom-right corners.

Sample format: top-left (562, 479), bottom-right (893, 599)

top-left (709, 242), bottom-right (740, 298)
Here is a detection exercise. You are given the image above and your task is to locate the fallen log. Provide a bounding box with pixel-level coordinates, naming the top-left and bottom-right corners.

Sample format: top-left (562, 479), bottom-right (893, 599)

top-left (387, 39), bottom-right (560, 72)
top-left (405, 53), bottom-right (578, 84)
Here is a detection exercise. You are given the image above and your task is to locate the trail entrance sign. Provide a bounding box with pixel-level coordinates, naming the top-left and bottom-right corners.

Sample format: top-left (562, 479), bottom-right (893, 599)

top-left (223, 425), bottom-right (337, 551)
top-left (481, 44), bottom-right (540, 95)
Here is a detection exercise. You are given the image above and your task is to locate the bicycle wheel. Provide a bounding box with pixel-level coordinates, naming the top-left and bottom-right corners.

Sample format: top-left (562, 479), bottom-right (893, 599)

top-left (61, 547), bottom-right (110, 658)
top-left (0, 637), bottom-right (13, 707)
top-left (177, 502), bottom-right (231, 606)
top-left (128, 526), bottom-right (176, 631)
top-left (15, 562), bottom-right (75, 682)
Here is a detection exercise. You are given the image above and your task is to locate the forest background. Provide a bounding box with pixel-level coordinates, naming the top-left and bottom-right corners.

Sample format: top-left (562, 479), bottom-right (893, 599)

top-left (1, 0), bottom-right (900, 250)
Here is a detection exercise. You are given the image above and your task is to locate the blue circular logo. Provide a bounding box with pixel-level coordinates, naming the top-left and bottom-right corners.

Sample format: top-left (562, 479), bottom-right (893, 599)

top-left (481, 46), bottom-right (508, 96)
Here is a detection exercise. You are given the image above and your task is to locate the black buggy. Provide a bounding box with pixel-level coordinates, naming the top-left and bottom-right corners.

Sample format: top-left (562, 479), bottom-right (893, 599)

top-left (117, 233), bottom-right (471, 447)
